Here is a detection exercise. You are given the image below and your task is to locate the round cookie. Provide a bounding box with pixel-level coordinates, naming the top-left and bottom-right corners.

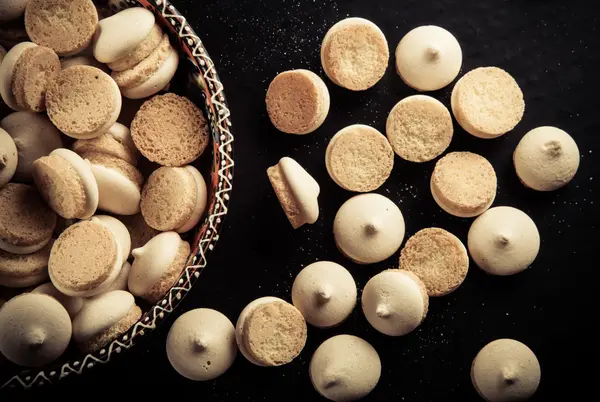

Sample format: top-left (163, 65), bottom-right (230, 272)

top-left (321, 18), bottom-right (389, 91)
top-left (82, 152), bottom-right (144, 216)
top-left (333, 193), bottom-right (405, 264)
top-left (0, 41), bottom-right (37, 111)
top-left (451, 67), bottom-right (524, 138)
top-left (89, 215), bottom-right (132, 264)
top-left (0, 183), bottom-right (56, 254)
top-left (0, 112), bottom-right (63, 182)
top-left (326, 124), bottom-right (394, 192)
top-left (166, 308), bottom-right (237, 381)
top-left (32, 148), bottom-right (99, 219)
top-left (0, 0), bottom-right (29, 23)
top-left (48, 220), bottom-right (123, 297)
top-left (431, 151), bottom-right (497, 217)
top-left (131, 93), bottom-right (208, 166)
top-left (0, 128), bottom-right (18, 188)
top-left (25, 0), bottom-right (98, 56)
top-left (11, 45), bottom-right (60, 112)
top-left (141, 166), bottom-right (207, 232)
top-left (310, 335), bottom-right (381, 402)
top-left (236, 297), bottom-right (307, 366)
top-left (128, 231), bottom-right (190, 303)
top-left (265, 69), bottom-right (330, 134)
top-left (108, 23), bottom-right (164, 72)
top-left (120, 46), bottom-right (179, 99)
top-left (0, 240), bottom-right (52, 288)
top-left (468, 206), bottom-right (540, 276)
top-left (399, 228), bottom-right (469, 297)
top-left (32, 281), bottom-right (84, 318)
top-left (361, 269), bottom-right (428, 336)
top-left (386, 95), bottom-right (453, 162)
top-left (471, 339), bottom-right (541, 402)
top-left (72, 122), bottom-right (139, 165)
top-left (395, 25), bottom-right (462, 91)
top-left (46, 65), bottom-right (122, 139)
top-left (291, 261), bottom-right (356, 328)
top-left (93, 7), bottom-right (155, 64)
top-left (115, 213), bottom-right (160, 253)
top-left (513, 126), bottom-right (580, 191)
top-left (267, 157), bottom-right (320, 229)
top-left (72, 290), bottom-right (142, 353)
top-left (0, 293), bottom-right (71, 367)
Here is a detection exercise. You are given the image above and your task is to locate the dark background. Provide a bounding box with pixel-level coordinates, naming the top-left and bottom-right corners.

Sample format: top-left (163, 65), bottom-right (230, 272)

top-left (11, 0), bottom-right (600, 400)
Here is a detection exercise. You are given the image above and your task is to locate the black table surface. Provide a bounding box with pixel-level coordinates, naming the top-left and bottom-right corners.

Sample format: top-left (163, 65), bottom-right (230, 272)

top-left (14, 0), bottom-right (600, 400)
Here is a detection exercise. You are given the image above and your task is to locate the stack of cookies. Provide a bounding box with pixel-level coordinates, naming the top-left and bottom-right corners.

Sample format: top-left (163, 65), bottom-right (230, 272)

top-left (0, 1), bottom-right (211, 369)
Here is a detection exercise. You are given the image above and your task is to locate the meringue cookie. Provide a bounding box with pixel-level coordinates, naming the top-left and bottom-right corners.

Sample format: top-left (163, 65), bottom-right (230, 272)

top-left (0, 42), bottom-right (37, 111)
top-left (1, 112), bottom-right (63, 182)
top-left (468, 206), bottom-right (540, 276)
top-left (31, 282), bottom-right (84, 318)
top-left (267, 157), bottom-right (320, 229)
top-left (72, 122), bottom-right (139, 165)
top-left (513, 126), bottom-right (580, 191)
top-left (72, 290), bottom-right (142, 353)
top-left (333, 193), bottom-right (405, 264)
top-left (395, 25), bottom-right (462, 91)
top-left (291, 261), bottom-right (356, 328)
top-left (93, 7), bottom-right (155, 63)
top-left (128, 231), bottom-right (190, 303)
top-left (471, 339), bottom-right (541, 402)
top-left (361, 269), bottom-right (428, 336)
top-left (89, 215), bottom-right (131, 263)
top-left (0, 293), bottom-right (71, 367)
top-left (310, 335), bottom-right (381, 401)
top-left (166, 308), bottom-right (237, 381)
top-left (0, 127), bottom-right (18, 188)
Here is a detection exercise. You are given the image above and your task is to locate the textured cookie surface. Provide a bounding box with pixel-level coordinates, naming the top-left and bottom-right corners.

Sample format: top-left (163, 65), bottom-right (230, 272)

top-left (140, 166), bottom-right (196, 231)
top-left (12, 45), bottom-right (60, 112)
top-left (25, 0), bottom-right (98, 56)
top-left (0, 240), bottom-right (52, 287)
top-left (83, 152), bottom-right (144, 189)
top-left (115, 213), bottom-right (160, 251)
top-left (400, 228), bottom-right (469, 296)
top-left (143, 239), bottom-right (190, 303)
top-left (0, 183), bottom-right (56, 247)
top-left (79, 305), bottom-right (142, 353)
top-left (108, 24), bottom-right (164, 72)
top-left (111, 34), bottom-right (171, 89)
top-left (244, 301), bottom-right (307, 366)
top-left (131, 94), bottom-right (209, 166)
top-left (46, 66), bottom-right (120, 138)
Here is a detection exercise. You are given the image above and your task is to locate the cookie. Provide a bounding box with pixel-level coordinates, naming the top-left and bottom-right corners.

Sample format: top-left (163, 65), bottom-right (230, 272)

top-left (31, 281), bottom-right (84, 318)
top-left (46, 65), bottom-right (122, 139)
top-left (114, 213), bottom-right (160, 254)
top-left (265, 69), bottom-right (330, 134)
top-left (93, 7), bottom-right (155, 64)
top-left (0, 41), bottom-right (37, 111)
top-left (0, 127), bottom-right (18, 188)
top-left (395, 25), bottom-right (462, 91)
top-left (89, 214), bottom-right (131, 264)
top-left (267, 157), bottom-right (320, 229)
top-left (108, 24), bottom-right (164, 72)
top-left (0, 239), bottom-right (52, 288)
top-left (0, 183), bottom-right (56, 254)
top-left (430, 151), bottom-right (497, 217)
top-left (0, 112), bottom-right (63, 182)
top-left (325, 124), bottom-right (394, 192)
top-left (0, 293), bottom-right (71, 367)
top-left (61, 55), bottom-right (109, 73)
top-left (386, 95), bottom-right (453, 162)
top-left (129, 231), bottom-right (190, 303)
top-left (399, 227), bottom-right (469, 297)
top-left (166, 308), bottom-right (237, 381)
top-left (513, 126), bottom-right (580, 191)
top-left (25, 0), bottom-right (98, 56)
top-left (32, 148), bottom-right (99, 219)
top-left (83, 152), bottom-right (144, 215)
top-left (120, 46), bottom-right (179, 99)
top-left (140, 165), bottom-right (207, 232)
top-left (334, 193), bottom-right (405, 264)
top-left (72, 290), bottom-right (142, 353)
top-left (321, 18), bottom-right (389, 91)
top-left (48, 220), bottom-right (123, 297)
top-left (451, 67), bottom-right (524, 138)
top-left (131, 93), bottom-right (208, 166)
top-left (235, 297), bottom-right (307, 367)
top-left (72, 122), bottom-right (139, 165)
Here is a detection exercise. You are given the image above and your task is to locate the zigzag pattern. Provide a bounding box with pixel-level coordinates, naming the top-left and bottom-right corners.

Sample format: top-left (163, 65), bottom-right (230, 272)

top-left (2, 0), bottom-right (234, 391)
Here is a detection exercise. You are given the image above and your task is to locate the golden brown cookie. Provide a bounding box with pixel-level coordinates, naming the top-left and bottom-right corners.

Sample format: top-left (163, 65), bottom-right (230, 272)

top-left (11, 45), bottom-right (60, 112)
top-left (108, 24), bottom-right (164, 72)
top-left (0, 240), bottom-right (52, 288)
top-left (111, 34), bottom-right (171, 89)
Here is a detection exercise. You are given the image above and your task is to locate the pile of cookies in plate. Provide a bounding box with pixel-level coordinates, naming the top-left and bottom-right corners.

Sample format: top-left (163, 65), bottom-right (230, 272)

top-left (0, 0), bottom-right (210, 369)
top-left (259, 18), bottom-right (578, 401)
